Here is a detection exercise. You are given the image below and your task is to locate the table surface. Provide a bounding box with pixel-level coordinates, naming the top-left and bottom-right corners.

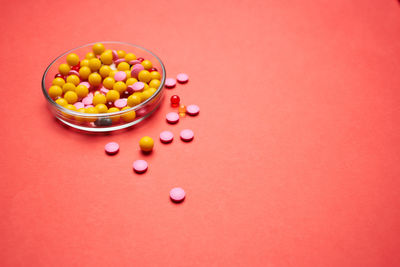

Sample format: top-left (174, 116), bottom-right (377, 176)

top-left (1, 0), bottom-right (400, 266)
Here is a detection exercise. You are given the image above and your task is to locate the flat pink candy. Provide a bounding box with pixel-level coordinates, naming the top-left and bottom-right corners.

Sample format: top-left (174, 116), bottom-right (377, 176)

top-left (133, 160), bottom-right (148, 173)
top-left (100, 87), bottom-right (109, 95)
top-left (85, 104), bottom-right (94, 108)
top-left (166, 112), bottom-right (179, 124)
top-left (74, 102), bottom-right (84, 109)
top-left (160, 131), bottom-right (174, 143)
top-left (112, 50), bottom-right (118, 60)
top-left (131, 64), bottom-right (145, 78)
top-left (105, 142), bottom-right (119, 155)
top-left (165, 78), bottom-right (176, 88)
top-left (131, 82), bottom-right (145, 92)
top-left (180, 129), bottom-right (194, 142)
top-left (114, 98), bottom-right (127, 108)
top-left (170, 187), bottom-right (185, 202)
top-left (115, 58), bottom-right (125, 65)
top-left (114, 71), bottom-right (127, 82)
top-left (79, 82), bottom-right (91, 88)
top-left (68, 70), bottom-right (80, 77)
top-left (129, 60), bottom-right (141, 65)
top-left (176, 73), bottom-right (189, 83)
top-left (186, 104), bottom-right (200, 116)
top-left (82, 95), bottom-right (93, 105)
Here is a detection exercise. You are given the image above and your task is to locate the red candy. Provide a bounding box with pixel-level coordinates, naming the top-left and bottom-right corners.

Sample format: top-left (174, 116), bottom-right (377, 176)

top-left (106, 101), bottom-right (114, 108)
top-left (71, 65), bottom-right (80, 71)
top-left (170, 95), bottom-right (180, 107)
top-left (137, 57), bottom-right (144, 62)
top-left (55, 73), bottom-right (63, 78)
top-left (149, 67), bottom-right (158, 72)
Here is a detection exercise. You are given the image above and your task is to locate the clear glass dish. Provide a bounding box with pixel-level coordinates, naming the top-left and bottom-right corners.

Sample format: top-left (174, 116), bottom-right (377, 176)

top-left (41, 42), bottom-right (166, 132)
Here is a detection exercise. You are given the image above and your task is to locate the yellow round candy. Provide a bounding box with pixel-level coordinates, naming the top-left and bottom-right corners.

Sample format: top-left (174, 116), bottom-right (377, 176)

top-left (144, 83), bottom-right (149, 90)
top-left (55, 98), bottom-right (68, 106)
top-left (92, 43), bottom-right (105, 55)
top-left (107, 107), bottom-right (121, 123)
top-left (75, 108), bottom-right (86, 122)
top-left (126, 78), bottom-right (138, 86)
top-left (117, 62), bottom-right (130, 71)
top-left (64, 91), bottom-right (78, 104)
top-left (100, 51), bottom-right (113, 65)
top-left (108, 70), bottom-right (118, 78)
top-left (80, 59), bottom-right (90, 67)
top-left (106, 90), bottom-right (120, 102)
top-left (95, 103), bottom-right (108, 113)
top-left (150, 71), bottom-right (161, 80)
top-left (113, 81), bottom-right (127, 93)
top-left (52, 77), bottom-right (65, 87)
top-left (149, 79), bottom-right (161, 89)
top-left (141, 88), bottom-right (155, 101)
top-left (85, 106), bottom-right (98, 122)
top-left (124, 53), bottom-right (136, 62)
top-left (138, 70), bottom-right (151, 83)
top-left (99, 65), bottom-right (112, 78)
top-left (93, 93), bottom-right (106, 105)
top-left (117, 50), bottom-right (126, 58)
top-left (85, 52), bottom-right (96, 59)
top-left (139, 136), bottom-right (154, 152)
top-left (79, 66), bottom-right (91, 80)
top-left (88, 72), bottom-right (102, 87)
top-left (132, 92), bottom-right (143, 101)
top-left (124, 70), bottom-right (131, 79)
top-left (48, 85), bottom-right (62, 99)
top-left (103, 77), bottom-right (115, 89)
top-left (66, 53), bottom-right (80, 66)
top-left (89, 58), bottom-right (102, 72)
top-left (59, 63), bottom-right (70, 75)
top-left (127, 94), bottom-right (141, 107)
top-left (75, 84), bottom-right (89, 98)
top-left (62, 82), bottom-right (76, 93)
top-left (121, 107), bottom-right (136, 122)
top-left (141, 60), bottom-right (152, 70)
top-left (66, 74), bottom-right (80, 86)
top-left (65, 104), bottom-right (77, 111)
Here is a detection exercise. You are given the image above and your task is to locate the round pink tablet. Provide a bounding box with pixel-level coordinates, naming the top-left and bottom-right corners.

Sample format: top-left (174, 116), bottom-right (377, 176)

top-left (79, 81), bottom-right (91, 88)
top-left (133, 160), bottom-right (148, 173)
top-left (165, 78), bottom-right (176, 88)
top-left (160, 131), bottom-right (174, 143)
top-left (186, 104), bottom-right (200, 116)
top-left (112, 50), bottom-right (118, 60)
top-left (115, 58), bottom-right (126, 65)
top-left (68, 70), bottom-right (80, 77)
top-left (129, 60), bottom-right (141, 65)
top-left (114, 71), bottom-right (127, 82)
top-left (82, 95), bottom-right (93, 105)
top-left (131, 82), bottom-right (145, 92)
top-left (131, 64), bottom-right (145, 78)
top-left (114, 98), bottom-right (127, 109)
top-left (170, 187), bottom-right (186, 203)
top-left (180, 129), bottom-right (194, 142)
top-left (166, 112), bottom-right (179, 124)
top-left (85, 104), bottom-right (94, 108)
top-left (176, 73), bottom-right (189, 83)
top-left (74, 102), bottom-right (84, 109)
top-left (100, 87), bottom-right (109, 95)
top-left (105, 142), bottom-right (119, 155)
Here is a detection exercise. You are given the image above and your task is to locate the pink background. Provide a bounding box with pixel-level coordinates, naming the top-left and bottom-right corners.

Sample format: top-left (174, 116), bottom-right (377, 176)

top-left (1, 0), bottom-right (400, 266)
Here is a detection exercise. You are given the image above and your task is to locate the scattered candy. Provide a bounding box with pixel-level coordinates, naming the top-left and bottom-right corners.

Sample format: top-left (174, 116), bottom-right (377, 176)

top-left (130, 82), bottom-right (145, 92)
top-left (104, 142), bottom-right (119, 155)
top-left (114, 98), bottom-right (127, 109)
top-left (139, 136), bottom-right (154, 152)
top-left (165, 78), bottom-right (176, 88)
top-left (166, 112), bottom-right (179, 124)
top-left (160, 131), bottom-right (174, 143)
top-left (133, 160), bottom-right (148, 173)
top-left (170, 95), bottom-right (180, 107)
top-left (186, 104), bottom-right (200, 116)
top-left (170, 187), bottom-right (186, 203)
top-left (180, 129), bottom-right (194, 142)
top-left (114, 71), bottom-right (127, 82)
top-left (176, 73), bottom-right (189, 83)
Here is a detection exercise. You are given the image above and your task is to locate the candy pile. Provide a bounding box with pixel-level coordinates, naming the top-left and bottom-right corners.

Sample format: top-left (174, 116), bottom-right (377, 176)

top-left (48, 43), bottom-right (162, 124)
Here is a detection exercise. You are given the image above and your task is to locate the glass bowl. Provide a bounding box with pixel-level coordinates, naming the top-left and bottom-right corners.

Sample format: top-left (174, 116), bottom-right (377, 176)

top-left (42, 42), bottom-right (166, 132)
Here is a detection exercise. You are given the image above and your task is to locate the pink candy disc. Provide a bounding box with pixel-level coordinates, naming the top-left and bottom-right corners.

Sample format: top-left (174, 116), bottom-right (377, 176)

top-left (82, 95), bottom-right (93, 105)
top-left (160, 131), bottom-right (174, 143)
top-left (186, 104), bottom-right (200, 116)
top-left (74, 102), bottom-right (84, 109)
top-left (166, 112), bottom-right (179, 124)
top-left (176, 73), bottom-right (189, 83)
top-left (114, 71), bottom-right (127, 82)
top-left (131, 82), bottom-right (145, 92)
top-left (165, 78), bottom-right (176, 88)
top-left (180, 129), bottom-right (194, 142)
top-left (100, 87), bottom-right (109, 95)
top-left (68, 70), bottom-right (80, 77)
top-left (85, 104), bottom-right (94, 108)
top-left (112, 50), bottom-right (119, 60)
top-left (131, 64), bottom-right (145, 78)
top-left (79, 82), bottom-right (90, 88)
top-left (133, 160), bottom-right (148, 173)
top-left (170, 187), bottom-right (186, 203)
top-left (105, 142), bottom-right (119, 155)
top-left (115, 58), bottom-right (126, 65)
top-left (129, 60), bottom-right (141, 65)
top-left (114, 98), bottom-right (127, 108)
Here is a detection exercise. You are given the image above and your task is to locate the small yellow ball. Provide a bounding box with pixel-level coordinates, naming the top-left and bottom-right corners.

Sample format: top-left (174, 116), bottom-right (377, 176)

top-left (80, 59), bottom-right (90, 67)
top-left (107, 107), bottom-right (121, 123)
top-left (85, 52), bottom-right (96, 59)
top-left (62, 82), bottom-right (76, 93)
top-left (79, 66), bottom-right (91, 80)
top-left (95, 103), bottom-right (108, 113)
top-left (117, 62), bottom-right (130, 71)
top-left (139, 136), bottom-right (154, 152)
top-left (66, 53), bottom-right (80, 66)
top-left (121, 107), bottom-right (136, 122)
top-left (55, 98), bottom-right (68, 106)
top-left (99, 65), bottom-right (112, 78)
top-left (124, 53), bottom-right (136, 62)
top-left (59, 63), bottom-right (70, 75)
top-left (89, 58), bottom-right (102, 72)
top-left (117, 50), bottom-right (126, 58)
top-left (106, 90), bottom-right (120, 102)
top-left (75, 84), bottom-right (89, 98)
top-left (108, 70), bottom-right (118, 78)
top-left (141, 88), bottom-right (155, 101)
top-left (66, 74), bottom-right (80, 86)
top-left (141, 60), bottom-right (152, 70)
top-left (74, 108), bottom-right (86, 122)
top-left (64, 91), bottom-right (78, 104)
top-left (92, 93), bottom-right (106, 106)
top-left (127, 94), bottom-right (141, 107)
top-left (103, 77), bottom-right (115, 89)
top-left (132, 92), bottom-right (143, 102)
top-left (138, 70), bottom-right (151, 83)
top-left (149, 79), bottom-right (161, 89)
top-left (92, 43), bottom-right (105, 55)
top-left (124, 70), bottom-right (131, 79)
top-left (52, 77), bottom-right (65, 87)
top-left (126, 78), bottom-right (138, 86)
top-left (88, 72), bottom-right (102, 87)
top-left (85, 106), bottom-right (98, 122)
top-left (150, 71), bottom-right (161, 80)
top-left (113, 81), bottom-right (127, 93)
top-left (48, 85), bottom-right (62, 99)
top-left (65, 104), bottom-right (77, 111)
top-left (100, 51), bottom-right (113, 65)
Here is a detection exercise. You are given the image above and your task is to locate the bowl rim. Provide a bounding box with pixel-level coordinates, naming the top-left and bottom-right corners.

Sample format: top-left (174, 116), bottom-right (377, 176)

top-left (41, 41), bottom-right (166, 117)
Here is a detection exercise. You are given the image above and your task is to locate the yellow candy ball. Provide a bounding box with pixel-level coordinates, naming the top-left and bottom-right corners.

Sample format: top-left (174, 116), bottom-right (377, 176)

top-left (106, 90), bottom-right (120, 102)
top-left (141, 60), bottom-right (152, 70)
top-left (66, 74), bottom-right (80, 86)
top-left (100, 51), bottom-right (113, 65)
top-left (62, 82), bottom-right (76, 93)
top-left (66, 53), bottom-right (80, 66)
top-left (55, 98), bottom-right (68, 106)
top-left (64, 91), bottom-right (78, 104)
top-left (65, 104), bottom-right (77, 111)
top-left (126, 78), bottom-right (138, 86)
top-left (92, 43), bottom-right (105, 55)
top-left (92, 93), bottom-right (106, 105)
top-left (95, 103), bottom-right (108, 113)
top-left (99, 65), bottom-right (112, 78)
top-left (75, 84), bottom-right (89, 98)
top-left (89, 58), bottom-right (102, 72)
top-left (124, 70), bottom-right (131, 79)
top-left (138, 70), bottom-right (151, 83)
top-left (80, 59), bottom-right (90, 67)
top-left (75, 108), bottom-right (86, 122)
top-left (85, 106), bottom-right (98, 122)
top-left (113, 81), bottom-right (127, 93)
top-left (117, 50), bottom-right (126, 58)
top-left (127, 94), bottom-right (141, 107)
top-left (107, 107), bottom-right (121, 123)
top-left (85, 52), bottom-right (96, 59)
top-left (141, 88), bottom-right (155, 101)
top-left (139, 136), bottom-right (154, 152)
top-left (150, 71), bottom-right (161, 80)
top-left (117, 62), bottom-right (130, 71)
top-left (52, 77), bottom-right (65, 87)
top-left (59, 63), bottom-right (70, 75)
top-left (108, 70), bottom-right (118, 78)
top-left (103, 77), bottom-right (115, 89)
top-left (88, 72), bottom-right (102, 87)
top-left (124, 53), bottom-right (136, 62)
top-left (48, 85), bottom-right (62, 99)
top-left (121, 107), bottom-right (136, 122)
top-left (149, 79), bottom-right (161, 89)
top-left (144, 83), bottom-right (149, 90)
top-left (79, 66), bottom-right (91, 80)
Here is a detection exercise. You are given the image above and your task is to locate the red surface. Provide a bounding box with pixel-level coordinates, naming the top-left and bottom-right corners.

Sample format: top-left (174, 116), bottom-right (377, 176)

top-left (1, 0), bottom-right (400, 266)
